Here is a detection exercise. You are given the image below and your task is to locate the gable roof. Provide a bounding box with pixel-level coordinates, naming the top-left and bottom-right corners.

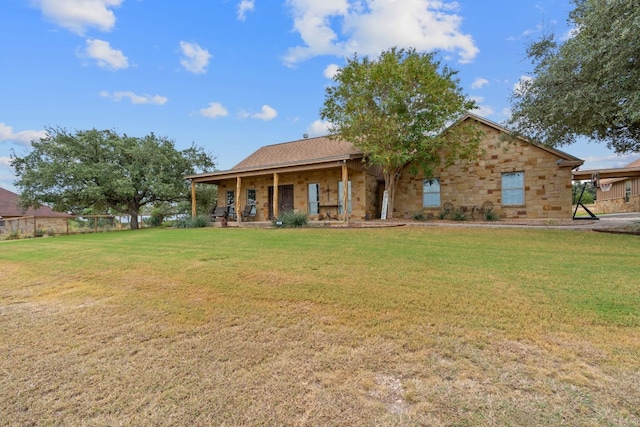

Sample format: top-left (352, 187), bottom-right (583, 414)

top-left (232, 136), bottom-right (363, 170)
top-left (625, 158), bottom-right (640, 168)
top-left (186, 113), bottom-right (584, 184)
top-left (187, 135), bottom-right (364, 183)
top-left (0, 187), bottom-right (70, 218)
top-left (458, 113), bottom-right (584, 166)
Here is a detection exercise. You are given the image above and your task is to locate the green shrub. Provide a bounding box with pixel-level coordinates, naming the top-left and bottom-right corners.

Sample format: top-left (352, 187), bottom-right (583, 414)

top-left (173, 216), bottom-right (209, 228)
top-left (273, 211), bottom-right (308, 228)
top-left (485, 210), bottom-right (500, 221)
top-left (452, 209), bottom-right (467, 221)
top-left (145, 215), bottom-right (163, 227)
top-left (413, 212), bottom-right (427, 221)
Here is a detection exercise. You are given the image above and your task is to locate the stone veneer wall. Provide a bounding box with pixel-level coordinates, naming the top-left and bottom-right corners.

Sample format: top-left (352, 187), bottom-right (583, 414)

top-left (595, 196), bottom-right (640, 213)
top-left (595, 178), bottom-right (640, 213)
top-left (393, 125), bottom-right (576, 219)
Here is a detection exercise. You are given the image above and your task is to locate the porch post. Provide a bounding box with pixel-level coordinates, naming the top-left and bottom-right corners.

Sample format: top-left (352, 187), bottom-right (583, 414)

top-left (342, 161), bottom-right (349, 222)
top-left (191, 180), bottom-right (197, 218)
top-left (273, 172), bottom-right (279, 219)
top-left (236, 176), bottom-right (242, 224)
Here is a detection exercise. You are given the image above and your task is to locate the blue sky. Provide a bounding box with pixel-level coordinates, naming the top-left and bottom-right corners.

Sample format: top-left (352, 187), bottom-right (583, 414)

top-left (1, 0), bottom-right (638, 192)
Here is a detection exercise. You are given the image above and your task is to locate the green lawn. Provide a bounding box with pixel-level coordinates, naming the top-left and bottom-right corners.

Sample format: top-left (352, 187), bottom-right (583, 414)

top-left (1, 227), bottom-right (639, 426)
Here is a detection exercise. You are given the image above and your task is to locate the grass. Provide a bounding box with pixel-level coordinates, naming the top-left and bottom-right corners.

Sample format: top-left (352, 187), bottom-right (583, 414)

top-left (1, 227), bottom-right (639, 426)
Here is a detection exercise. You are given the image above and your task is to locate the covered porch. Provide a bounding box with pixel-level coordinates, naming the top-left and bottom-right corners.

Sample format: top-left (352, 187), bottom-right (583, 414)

top-left (187, 159), bottom-right (362, 226)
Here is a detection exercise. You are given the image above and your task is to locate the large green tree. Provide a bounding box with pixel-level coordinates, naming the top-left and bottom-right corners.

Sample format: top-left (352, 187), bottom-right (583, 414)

top-left (508, 0), bottom-right (640, 153)
top-left (11, 128), bottom-right (215, 229)
top-left (320, 47), bottom-right (482, 219)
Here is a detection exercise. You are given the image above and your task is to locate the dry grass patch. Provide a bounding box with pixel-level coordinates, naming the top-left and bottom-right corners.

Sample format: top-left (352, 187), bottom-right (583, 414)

top-left (1, 227), bottom-right (639, 425)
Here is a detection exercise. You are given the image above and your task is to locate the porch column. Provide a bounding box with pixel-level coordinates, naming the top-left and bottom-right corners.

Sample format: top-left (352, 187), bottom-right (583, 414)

top-left (273, 172), bottom-right (279, 219)
top-left (342, 162), bottom-right (349, 222)
top-left (191, 180), bottom-right (197, 218)
top-left (236, 176), bottom-right (242, 224)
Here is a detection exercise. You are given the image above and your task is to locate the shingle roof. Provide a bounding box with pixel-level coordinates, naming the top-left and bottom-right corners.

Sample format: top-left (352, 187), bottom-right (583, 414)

top-left (0, 187), bottom-right (70, 218)
top-left (231, 136), bottom-right (363, 170)
top-left (625, 158), bottom-right (640, 168)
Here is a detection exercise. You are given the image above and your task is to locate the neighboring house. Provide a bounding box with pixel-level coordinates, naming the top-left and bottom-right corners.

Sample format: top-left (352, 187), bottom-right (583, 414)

top-left (186, 113), bottom-right (584, 222)
top-left (592, 159), bottom-right (640, 213)
top-left (0, 187), bottom-right (70, 234)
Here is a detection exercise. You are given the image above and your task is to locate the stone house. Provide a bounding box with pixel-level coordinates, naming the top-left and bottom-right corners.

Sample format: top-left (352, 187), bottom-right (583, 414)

top-left (0, 187), bottom-right (71, 235)
top-left (187, 114), bottom-right (583, 222)
top-left (393, 115), bottom-right (583, 220)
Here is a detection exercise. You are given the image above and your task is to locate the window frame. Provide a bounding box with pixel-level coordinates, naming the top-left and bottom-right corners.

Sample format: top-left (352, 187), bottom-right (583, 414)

top-left (308, 183), bottom-right (320, 215)
top-left (226, 190), bottom-right (235, 217)
top-left (501, 172), bottom-right (525, 206)
top-left (246, 188), bottom-right (257, 216)
top-left (422, 178), bottom-right (441, 208)
top-left (624, 181), bottom-right (631, 203)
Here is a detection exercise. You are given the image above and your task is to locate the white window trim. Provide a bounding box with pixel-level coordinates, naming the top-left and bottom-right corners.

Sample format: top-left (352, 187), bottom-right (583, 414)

top-left (502, 172), bottom-right (525, 206)
top-left (308, 183), bottom-right (320, 215)
top-left (423, 178), bottom-right (441, 208)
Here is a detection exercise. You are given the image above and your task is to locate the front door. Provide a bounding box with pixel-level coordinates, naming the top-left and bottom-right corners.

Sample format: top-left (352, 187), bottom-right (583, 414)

top-left (268, 185), bottom-right (294, 219)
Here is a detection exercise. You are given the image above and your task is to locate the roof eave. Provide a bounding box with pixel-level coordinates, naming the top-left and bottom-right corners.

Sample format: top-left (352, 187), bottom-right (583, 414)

top-left (186, 153), bottom-right (363, 182)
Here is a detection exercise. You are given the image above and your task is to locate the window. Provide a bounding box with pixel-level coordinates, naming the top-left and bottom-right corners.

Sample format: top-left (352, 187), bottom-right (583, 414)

top-left (423, 179), bottom-right (441, 207)
top-left (625, 181), bottom-right (631, 203)
top-left (338, 180), bottom-right (352, 214)
top-left (247, 189), bottom-right (257, 216)
top-left (308, 183), bottom-right (319, 215)
top-left (226, 190), bottom-right (235, 217)
top-left (502, 172), bottom-right (524, 206)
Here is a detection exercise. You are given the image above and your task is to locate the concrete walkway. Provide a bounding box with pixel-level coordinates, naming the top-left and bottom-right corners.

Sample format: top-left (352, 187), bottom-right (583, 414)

top-left (220, 212), bottom-right (640, 231)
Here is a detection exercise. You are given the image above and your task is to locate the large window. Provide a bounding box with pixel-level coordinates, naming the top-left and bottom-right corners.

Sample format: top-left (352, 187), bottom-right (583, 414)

top-left (502, 172), bottom-right (524, 206)
top-left (226, 190), bottom-right (235, 217)
top-left (423, 179), bottom-right (441, 207)
top-left (247, 189), bottom-right (257, 216)
top-left (338, 180), bottom-right (352, 214)
top-left (308, 183), bottom-right (319, 214)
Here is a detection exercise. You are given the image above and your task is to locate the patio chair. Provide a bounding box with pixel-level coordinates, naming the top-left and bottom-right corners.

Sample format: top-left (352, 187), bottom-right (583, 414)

top-left (211, 206), bottom-right (229, 222)
top-left (240, 204), bottom-right (254, 221)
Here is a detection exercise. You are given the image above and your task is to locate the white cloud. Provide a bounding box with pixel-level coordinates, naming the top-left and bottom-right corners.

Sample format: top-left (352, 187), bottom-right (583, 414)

top-left (513, 75), bottom-right (533, 96)
top-left (306, 119), bottom-right (332, 136)
top-left (100, 91), bottom-right (167, 105)
top-left (323, 63), bottom-right (340, 79)
top-left (469, 97), bottom-right (494, 118)
top-left (561, 25), bottom-right (580, 41)
top-left (199, 102), bottom-right (229, 118)
top-left (251, 105), bottom-right (278, 121)
top-left (581, 153), bottom-right (640, 170)
top-left (81, 38), bottom-right (129, 70)
top-left (179, 41), bottom-right (212, 74)
top-left (0, 157), bottom-right (14, 191)
top-left (33, 0), bottom-right (122, 35)
top-left (237, 0), bottom-right (255, 21)
top-left (471, 77), bottom-right (489, 90)
top-left (283, 0), bottom-right (478, 66)
top-left (0, 123), bottom-right (46, 146)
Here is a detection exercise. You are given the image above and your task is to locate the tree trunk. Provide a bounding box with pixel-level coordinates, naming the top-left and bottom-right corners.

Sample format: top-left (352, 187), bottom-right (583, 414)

top-left (128, 204), bottom-right (140, 230)
top-left (383, 166), bottom-right (402, 220)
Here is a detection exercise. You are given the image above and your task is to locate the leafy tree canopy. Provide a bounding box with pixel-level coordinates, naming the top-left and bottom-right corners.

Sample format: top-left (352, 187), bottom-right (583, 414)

top-left (320, 47), bottom-right (482, 218)
top-left (508, 0), bottom-right (640, 153)
top-left (11, 128), bottom-right (215, 229)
